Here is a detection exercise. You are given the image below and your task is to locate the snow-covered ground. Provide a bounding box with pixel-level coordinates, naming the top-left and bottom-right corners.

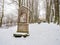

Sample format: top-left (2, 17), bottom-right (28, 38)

top-left (0, 23), bottom-right (60, 45)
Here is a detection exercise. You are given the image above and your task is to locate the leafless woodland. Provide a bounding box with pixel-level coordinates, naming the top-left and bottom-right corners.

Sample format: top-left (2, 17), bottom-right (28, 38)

top-left (0, 0), bottom-right (60, 27)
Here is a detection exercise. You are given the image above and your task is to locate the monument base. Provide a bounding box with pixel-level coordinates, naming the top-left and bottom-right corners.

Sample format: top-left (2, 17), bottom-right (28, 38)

top-left (13, 33), bottom-right (29, 38)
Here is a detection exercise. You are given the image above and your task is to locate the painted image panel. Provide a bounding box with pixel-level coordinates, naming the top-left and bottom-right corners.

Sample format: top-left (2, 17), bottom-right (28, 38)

top-left (20, 13), bottom-right (27, 23)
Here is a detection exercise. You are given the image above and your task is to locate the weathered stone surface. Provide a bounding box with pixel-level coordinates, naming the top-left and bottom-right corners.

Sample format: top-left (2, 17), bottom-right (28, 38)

top-left (17, 23), bottom-right (29, 33)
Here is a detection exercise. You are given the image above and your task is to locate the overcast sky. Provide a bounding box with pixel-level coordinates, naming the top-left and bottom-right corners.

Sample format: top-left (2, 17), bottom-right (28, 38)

top-left (38, 0), bottom-right (46, 18)
top-left (0, 0), bottom-right (46, 17)
top-left (4, 0), bottom-right (18, 16)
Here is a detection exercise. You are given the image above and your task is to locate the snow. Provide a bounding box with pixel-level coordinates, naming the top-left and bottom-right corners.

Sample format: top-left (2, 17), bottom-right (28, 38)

top-left (0, 23), bottom-right (60, 45)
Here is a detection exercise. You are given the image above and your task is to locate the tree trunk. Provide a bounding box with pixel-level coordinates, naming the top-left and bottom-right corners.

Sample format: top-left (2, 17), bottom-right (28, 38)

top-left (54, 0), bottom-right (59, 24)
top-left (46, 0), bottom-right (49, 23)
top-left (32, 0), bottom-right (34, 23)
top-left (46, 0), bottom-right (52, 23)
top-left (34, 0), bottom-right (39, 23)
top-left (0, 18), bottom-right (2, 27)
top-left (0, 0), bottom-right (4, 27)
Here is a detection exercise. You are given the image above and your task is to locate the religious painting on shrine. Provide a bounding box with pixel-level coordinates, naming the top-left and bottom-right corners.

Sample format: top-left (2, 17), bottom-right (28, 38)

top-left (16, 6), bottom-right (30, 33)
top-left (20, 13), bottom-right (27, 23)
top-left (19, 6), bottom-right (30, 23)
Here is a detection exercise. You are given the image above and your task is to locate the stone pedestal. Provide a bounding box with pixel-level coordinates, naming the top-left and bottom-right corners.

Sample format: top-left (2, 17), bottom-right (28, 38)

top-left (13, 6), bottom-right (30, 38)
top-left (17, 23), bottom-right (29, 33)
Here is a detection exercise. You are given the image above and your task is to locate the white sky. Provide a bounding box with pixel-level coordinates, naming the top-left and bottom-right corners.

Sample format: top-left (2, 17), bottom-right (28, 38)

top-left (4, 0), bottom-right (18, 16)
top-left (38, 0), bottom-right (46, 18)
top-left (0, 0), bottom-right (46, 17)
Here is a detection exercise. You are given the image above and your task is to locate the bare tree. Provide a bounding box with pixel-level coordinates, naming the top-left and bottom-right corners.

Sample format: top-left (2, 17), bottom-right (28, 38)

top-left (54, 0), bottom-right (59, 24)
top-left (0, 0), bottom-right (4, 27)
top-left (46, 0), bottom-right (52, 23)
top-left (34, 0), bottom-right (39, 23)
